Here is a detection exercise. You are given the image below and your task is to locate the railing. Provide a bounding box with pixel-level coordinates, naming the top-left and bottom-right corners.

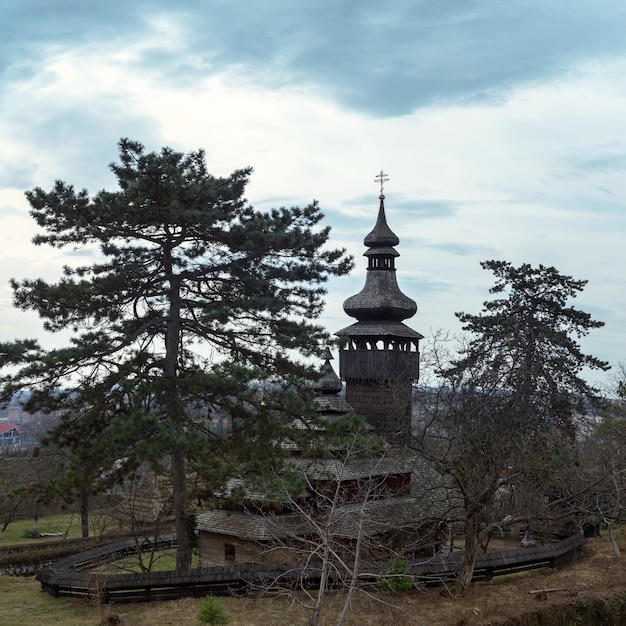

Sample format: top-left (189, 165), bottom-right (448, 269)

top-left (36, 532), bottom-right (586, 603)
top-left (0, 531), bottom-right (137, 576)
top-left (406, 532), bottom-right (586, 584)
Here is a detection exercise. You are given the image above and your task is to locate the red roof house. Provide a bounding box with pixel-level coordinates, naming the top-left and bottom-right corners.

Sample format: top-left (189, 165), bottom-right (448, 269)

top-left (0, 424), bottom-right (23, 446)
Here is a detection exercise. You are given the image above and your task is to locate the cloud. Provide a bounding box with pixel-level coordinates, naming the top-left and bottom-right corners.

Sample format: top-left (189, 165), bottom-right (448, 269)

top-left (342, 194), bottom-right (459, 220)
top-left (568, 153), bottom-right (626, 175)
top-left (424, 240), bottom-right (498, 257)
top-left (1, 1), bottom-right (626, 380)
top-left (5, 1), bottom-right (626, 119)
top-left (1, 1), bottom-right (149, 77)
top-left (169, 1), bottom-right (626, 116)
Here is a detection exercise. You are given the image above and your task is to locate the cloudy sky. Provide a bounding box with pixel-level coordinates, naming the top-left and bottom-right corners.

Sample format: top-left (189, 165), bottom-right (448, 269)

top-left (1, 1), bottom-right (625, 387)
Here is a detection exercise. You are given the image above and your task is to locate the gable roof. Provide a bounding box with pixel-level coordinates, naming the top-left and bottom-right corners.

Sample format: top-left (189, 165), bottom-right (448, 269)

top-left (0, 424), bottom-right (23, 435)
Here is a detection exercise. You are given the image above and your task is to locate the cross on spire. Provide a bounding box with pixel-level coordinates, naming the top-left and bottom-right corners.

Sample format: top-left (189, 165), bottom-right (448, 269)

top-left (374, 169), bottom-right (389, 196)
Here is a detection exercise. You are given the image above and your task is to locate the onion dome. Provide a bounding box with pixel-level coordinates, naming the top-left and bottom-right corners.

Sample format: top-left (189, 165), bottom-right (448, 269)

top-left (342, 193), bottom-right (417, 323)
top-left (364, 195), bottom-right (400, 248)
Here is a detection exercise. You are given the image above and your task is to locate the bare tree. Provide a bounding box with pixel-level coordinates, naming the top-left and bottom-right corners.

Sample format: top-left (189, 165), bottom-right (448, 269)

top-left (411, 262), bottom-right (609, 590)
top-left (110, 464), bottom-right (175, 572)
top-left (412, 331), bottom-right (588, 589)
top-left (562, 416), bottom-right (626, 557)
top-left (0, 444), bottom-right (68, 536)
top-left (254, 433), bottom-right (427, 626)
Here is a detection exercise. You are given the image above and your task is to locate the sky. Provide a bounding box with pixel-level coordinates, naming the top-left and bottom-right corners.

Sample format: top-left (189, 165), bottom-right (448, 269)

top-left (1, 0), bottom-right (625, 388)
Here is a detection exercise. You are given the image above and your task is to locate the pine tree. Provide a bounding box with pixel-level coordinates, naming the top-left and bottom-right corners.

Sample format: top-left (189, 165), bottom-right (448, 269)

top-left (0, 139), bottom-right (353, 569)
top-left (450, 260), bottom-right (609, 431)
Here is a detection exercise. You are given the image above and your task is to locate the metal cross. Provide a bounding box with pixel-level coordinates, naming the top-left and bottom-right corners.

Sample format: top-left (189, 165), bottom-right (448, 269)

top-left (374, 170), bottom-right (389, 195)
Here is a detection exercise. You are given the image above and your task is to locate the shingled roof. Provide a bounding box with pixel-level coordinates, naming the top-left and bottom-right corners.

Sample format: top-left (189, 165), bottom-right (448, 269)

top-left (290, 453), bottom-right (413, 482)
top-left (196, 496), bottom-right (425, 542)
top-left (196, 508), bottom-right (309, 541)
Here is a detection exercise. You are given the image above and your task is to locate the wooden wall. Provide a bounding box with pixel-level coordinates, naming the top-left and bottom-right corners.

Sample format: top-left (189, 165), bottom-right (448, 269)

top-left (198, 531), bottom-right (292, 568)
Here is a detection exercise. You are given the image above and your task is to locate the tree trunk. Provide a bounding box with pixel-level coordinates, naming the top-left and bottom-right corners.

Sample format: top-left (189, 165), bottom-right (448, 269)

top-left (172, 446), bottom-right (192, 571)
top-left (458, 512), bottom-right (479, 590)
top-left (163, 270), bottom-right (192, 571)
top-left (33, 500), bottom-right (39, 533)
top-left (80, 492), bottom-right (89, 538)
top-left (337, 513), bottom-right (365, 626)
top-left (312, 527), bottom-right (331, 626)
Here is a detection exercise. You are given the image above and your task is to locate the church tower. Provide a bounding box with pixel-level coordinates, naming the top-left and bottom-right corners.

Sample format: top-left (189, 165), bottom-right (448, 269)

top-left (336, 172), bottom-right (422, 442)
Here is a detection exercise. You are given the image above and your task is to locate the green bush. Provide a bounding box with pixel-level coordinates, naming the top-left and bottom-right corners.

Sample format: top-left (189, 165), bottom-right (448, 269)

top-left (197, 596), bottom-right (229, 625)
top-left (21, 528), bottom-right (41, 539)
top-left (378, 557), bottom-right (414, 594)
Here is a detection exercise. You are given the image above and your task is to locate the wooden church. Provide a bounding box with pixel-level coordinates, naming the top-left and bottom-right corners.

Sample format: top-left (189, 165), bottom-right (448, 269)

top-left (196, 176), bottom-right (446, 567)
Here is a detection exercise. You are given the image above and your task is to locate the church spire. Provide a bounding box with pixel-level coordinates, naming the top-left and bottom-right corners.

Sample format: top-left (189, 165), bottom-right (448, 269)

top-left (313, 347), bottom-right (343, 395)
top-left (335, 172), bottom-right (422, 442)
top-left (365, 171), bottom-right (399, 248)
top-left (342, 173), bottom-right (417, 323)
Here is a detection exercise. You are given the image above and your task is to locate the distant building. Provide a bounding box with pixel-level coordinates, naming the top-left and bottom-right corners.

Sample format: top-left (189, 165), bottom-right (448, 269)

top-left (0, 423), bottom-right (23, 447)
top-left (0, 391), bottom-right (36, 424)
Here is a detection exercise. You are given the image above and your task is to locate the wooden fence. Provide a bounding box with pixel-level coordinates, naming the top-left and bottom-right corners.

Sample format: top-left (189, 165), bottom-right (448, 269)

top-left (0, 531), bottom-right (138, 576)
top-left (406, 531), bottom-right (586, 583)
top-left (36, 532), bottom-right (586, 603)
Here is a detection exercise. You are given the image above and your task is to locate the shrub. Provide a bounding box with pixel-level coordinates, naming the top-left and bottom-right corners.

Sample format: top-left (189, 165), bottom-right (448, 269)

top-left (378, 557), bottom-right (414, 594)
top-left (197, 596), bottom-right (229, 625)
top-left (21, 528), bottom-right (41, 539)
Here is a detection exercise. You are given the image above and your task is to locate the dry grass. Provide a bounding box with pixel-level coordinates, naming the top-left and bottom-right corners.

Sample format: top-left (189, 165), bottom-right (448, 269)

top-left (2, 531), bottom-right (626, 626)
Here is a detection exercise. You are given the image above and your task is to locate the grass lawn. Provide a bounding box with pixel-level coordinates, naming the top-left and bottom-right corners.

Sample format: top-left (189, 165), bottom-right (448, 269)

top-left (0, 576), bottom-right (96, 626)
top-left (0, 513), bottom-right (81, 544)
top-left (101, 549), bottom-right (200, 574)
top-left (0, 512), bottom-right (117, 545)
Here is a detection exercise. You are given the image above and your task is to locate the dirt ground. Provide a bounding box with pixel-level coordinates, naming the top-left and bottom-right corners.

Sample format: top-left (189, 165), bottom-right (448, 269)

top-left (393, 533), bottom-right (626, 626)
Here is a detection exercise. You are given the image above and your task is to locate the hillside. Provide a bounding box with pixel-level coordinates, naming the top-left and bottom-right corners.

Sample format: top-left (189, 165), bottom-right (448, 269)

top-left (2, 531), bottom-right (626, 625)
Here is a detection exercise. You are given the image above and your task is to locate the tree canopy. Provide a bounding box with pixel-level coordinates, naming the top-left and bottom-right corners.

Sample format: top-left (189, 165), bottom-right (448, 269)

top-left (449, 260), bottom-right (609, 430)
top-left (414, 260), bottom-right (609, 588)
top-left (0, 139), bottom-right (353, 568)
